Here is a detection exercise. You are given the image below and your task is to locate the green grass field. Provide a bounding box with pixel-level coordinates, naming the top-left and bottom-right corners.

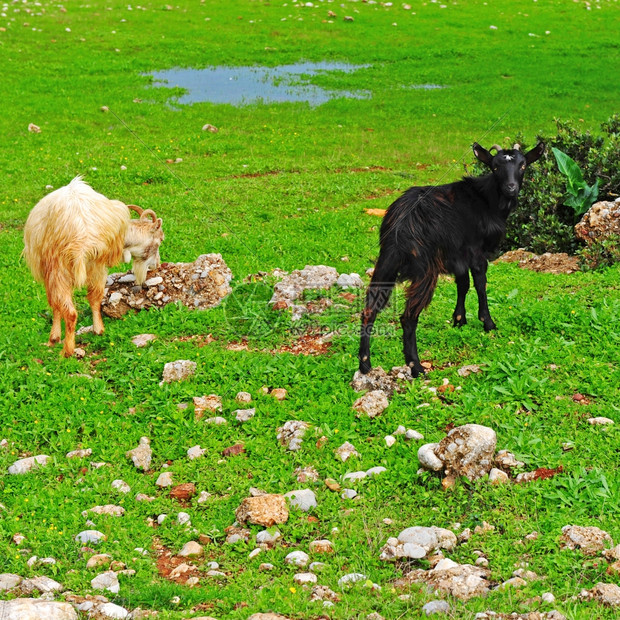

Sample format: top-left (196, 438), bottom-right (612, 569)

top-left (1, 1), bottom-right (619, 618)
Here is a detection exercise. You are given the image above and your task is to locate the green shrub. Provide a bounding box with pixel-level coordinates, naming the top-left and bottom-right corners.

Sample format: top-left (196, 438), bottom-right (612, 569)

top-left (471, 115), bottom-right (620, 255)
top-left (578, 233), bottom-right (620, 271)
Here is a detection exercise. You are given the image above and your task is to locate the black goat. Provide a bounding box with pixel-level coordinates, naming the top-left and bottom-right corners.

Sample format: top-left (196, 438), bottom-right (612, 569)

top-left (358, 141), bottom-right (545, 377)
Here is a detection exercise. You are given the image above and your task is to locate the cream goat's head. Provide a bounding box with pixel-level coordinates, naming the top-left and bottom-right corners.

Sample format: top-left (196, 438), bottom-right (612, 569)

top-left (124, 205), bottom-right (164, 285)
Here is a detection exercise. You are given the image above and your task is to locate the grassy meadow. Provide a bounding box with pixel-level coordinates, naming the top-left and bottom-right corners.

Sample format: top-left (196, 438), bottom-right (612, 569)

top-left (1, 0), bottom-right (619, 618)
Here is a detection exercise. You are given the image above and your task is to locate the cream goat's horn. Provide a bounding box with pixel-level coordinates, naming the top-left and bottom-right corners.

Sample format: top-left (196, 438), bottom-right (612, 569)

top-left (490, 144), bottom-right (502, 153)
top-left (127, 204), bottom-right (144, 217)
top-left (513, 143), bottom-right (521, 151)
top-left (140, 209), bottom-right (158, 223)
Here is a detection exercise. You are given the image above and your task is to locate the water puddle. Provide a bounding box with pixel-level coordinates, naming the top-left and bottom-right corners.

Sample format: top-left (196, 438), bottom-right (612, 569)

top-left (147, 61), bottom-right (373, 106)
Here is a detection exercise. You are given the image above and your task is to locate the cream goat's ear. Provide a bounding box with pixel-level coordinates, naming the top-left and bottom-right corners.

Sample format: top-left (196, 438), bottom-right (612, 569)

top-left (123, 249), bottom-right (132, 263)
top-left (156, 218), bottom-right (163, 230)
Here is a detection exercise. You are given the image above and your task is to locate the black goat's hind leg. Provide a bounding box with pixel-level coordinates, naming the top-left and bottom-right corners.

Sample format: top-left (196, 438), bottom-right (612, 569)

top-left (359, 254), bottom-right (399, 374)
top-left (452, 271), bottom-right (470, 327)
top-left (472, 262), bottom-right (496, 331)
top-left (402, 268), bottom-right (439, 377)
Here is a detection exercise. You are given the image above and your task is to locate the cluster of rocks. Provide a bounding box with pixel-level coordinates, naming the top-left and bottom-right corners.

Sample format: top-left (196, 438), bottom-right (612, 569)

top-left (415, 423), bottom-right (549, 487)
top-left (575, 199), bottom-right (620, 244)
top-left (101, 253), bottom-right (232, 318)
top-left (270, 264), bottom-right (363, 320)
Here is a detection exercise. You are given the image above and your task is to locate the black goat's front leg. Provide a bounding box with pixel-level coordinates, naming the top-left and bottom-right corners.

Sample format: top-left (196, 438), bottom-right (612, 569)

top-left (452, 271), bottom-right (470, 327)
top-left (359, 256), bottom-right (398, 374)
top-left (471, 259), bottom-right (496, 331)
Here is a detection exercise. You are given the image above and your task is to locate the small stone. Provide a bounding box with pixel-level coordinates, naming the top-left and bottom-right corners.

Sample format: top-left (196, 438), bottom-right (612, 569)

top-left (335, 441), bottom-right (360, 462)
top-left (285, 550), bottom-right (309, 567)
top-left (588, 416), bottom-right (614, 425)
top-left (285, 489), bottom-right (317, 512)
top-left (8, 454), bottom-right (49, 474)
top-left (0, 573), bottom-right (23, 591)
top-left (177, 512), bottom-right (191, 526)
top-left (488, 468), bottom-right (510, 484)
top-left (178, 541), bottom-right (203, 558)
top-left (0, 600), bottom-right (76, 619)
top-left (131, 333), bottom-right (156, 347)
top-left (236, 494), bottom-right (289, 526)
top-left (366, 466), bottom-right (387, 477)
top-left (202, 123), bottom-right (219, 133)
top-left (204, 416), bottom-right (227, 425)
top-left (187, 445), bottom-right (206, 460)
top-left (66, 448), bottom-right (92, 459)
top-left (417, 443), bottom-right (443, 471)
top-left (82, 504), bottom-right (125, 518)
top-left (294, 572), bottom-right (317, 585)
top-left (294, 466), bottom-right (319, 482)
top-left (135, 493), bottom-right (155, 502)
top-left (170, 483), bottom-right (196, 501)
top-left (353, 389), bottom-right (389, 418)
top-left (197, 491), bottom-right (211, 503)
top-left (156, 471), bottom-right (174, 487)
top-left (336, 273), bottom-right (363, 288)
top-left (161, 360), bottom-right (197, 385)
top-left (341, 488), bottom-right (357, 499)
top-left (499, 576), bottom-right (526, 589)
top-left (338, 572), bottom-right (366, 587)
top-left (542, 592), bottom-right (556, 603)
top-left (405, 429), bottom-right (424, 441)
top-left (86, 554), bottom-right (112, 568)
top-left (75, 530), bottom-right (106, 544)
top-left (457, 364), bottom-right (481, 377)
top-left (111, 479), bottom-right (131, 494)
top-left (385, 435), bottom-right (396, 447)
top-left (236, 391), bottom-right (252, 403)
top-left (193, 394), bottom-right (222, 418)
top-left (98, 603), bottom-right (129, 619)
top-left (256, 528), bottom-right (282, 546)
top-left (309, 539), bottom-right (334, 554)
top-left (473, 521), bottom-right (495, 535)
top-left (277, 420), bottom-right (310, 451)
top-left (91, 571), bottom-right (120, 594)
top-left (271, 388), bottom-right (288, 400)
top-left (259, 563), bottom-right (274, 571)
top-left (435, 424), bottom-right (497, 481)
top-left (343, 470), bottom-right (367, 482)
top-left (422, 600), bottom-right (450, 616)
top-left (235, 408), bottom-right (256, 422)
top-left (561, 524), bottom-right (613, 555)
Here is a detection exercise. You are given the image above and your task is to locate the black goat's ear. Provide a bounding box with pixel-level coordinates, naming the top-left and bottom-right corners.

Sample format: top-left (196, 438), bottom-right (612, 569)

top-left (472, 142), bottom-right (493, 167)
top-left (525, 142), bottom-right (545, 165)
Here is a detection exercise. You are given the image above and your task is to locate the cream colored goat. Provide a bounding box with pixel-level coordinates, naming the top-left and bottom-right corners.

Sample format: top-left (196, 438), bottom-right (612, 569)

top-left (23, 176), bottom-right (164, 357)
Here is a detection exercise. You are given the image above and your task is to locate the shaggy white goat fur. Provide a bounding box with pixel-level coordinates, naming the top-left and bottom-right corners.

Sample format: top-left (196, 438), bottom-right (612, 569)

top-left (23, 176), bottom-right (163, 357)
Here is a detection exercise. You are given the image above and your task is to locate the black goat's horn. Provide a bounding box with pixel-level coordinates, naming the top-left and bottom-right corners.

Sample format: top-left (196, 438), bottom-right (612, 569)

top-left (490, 144), bottom-right (502, 153)
top-left (513, 143), bottom-right (521, 151)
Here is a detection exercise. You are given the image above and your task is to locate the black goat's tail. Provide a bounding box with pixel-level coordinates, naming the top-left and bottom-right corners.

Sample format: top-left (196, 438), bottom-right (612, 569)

top-left (403, 255), bottom-right (443, 319)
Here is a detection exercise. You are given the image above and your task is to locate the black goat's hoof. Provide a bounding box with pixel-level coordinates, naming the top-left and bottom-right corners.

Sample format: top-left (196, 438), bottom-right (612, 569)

top-left (453, 315), bottom-right (467, 328)
top-left (407, 361), bottom-right (426, 378)
top-left (482, 320), bottom-right (497, 332)
top-left (359, 359), bottom-right (372, 375)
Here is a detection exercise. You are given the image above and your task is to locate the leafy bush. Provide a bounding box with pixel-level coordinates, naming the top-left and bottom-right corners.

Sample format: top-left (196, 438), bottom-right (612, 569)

top-left (578, 233), bottom-right (620, 271)
top-left (551, 147), bottom-right (599, 218)
top-left (471, 115), bottom-right (619, 255)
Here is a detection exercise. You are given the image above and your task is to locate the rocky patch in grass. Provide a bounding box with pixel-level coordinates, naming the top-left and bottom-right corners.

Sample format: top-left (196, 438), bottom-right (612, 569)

top-left (102, 254), bottom-right (232, 318)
